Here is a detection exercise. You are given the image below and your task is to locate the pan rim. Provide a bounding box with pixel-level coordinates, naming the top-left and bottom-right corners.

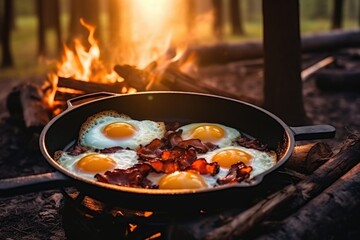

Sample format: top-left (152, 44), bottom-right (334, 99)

top-left (39, 91), bottom-right (295, 195)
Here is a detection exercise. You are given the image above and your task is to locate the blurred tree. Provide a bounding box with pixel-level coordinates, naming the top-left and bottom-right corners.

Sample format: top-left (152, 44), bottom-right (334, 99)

top-left (68, 0), bottom-right (101, 47)
top-left (311, 0), bottom-right (328, 19)
top-left (331, 0), bottom-right (344, 29)
top-left (230, 0), bottom-right (245, 35)
top-left (246, 0), bottom-right (261, 22)
top-left (263, 0), bottom-right (308, 126)
top-left (212, 0), bottom-right (224, 40)
top-left (1, 0), bottom-right (14, 68)
top-left (36, 0), bottom-right (62, 57)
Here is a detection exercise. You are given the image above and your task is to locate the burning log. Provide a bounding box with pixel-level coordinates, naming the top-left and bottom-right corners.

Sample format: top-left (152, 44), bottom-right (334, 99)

top-left (113, 64), bottom-right (154, 91)
top-left (203, 135), bottom-right (360, 240)
top-left (57, 77), bottom-right (125, 94)
top-left (6, 82), bottom-right (50, 129)
top-left (113, 63), bottom-right (262, 105)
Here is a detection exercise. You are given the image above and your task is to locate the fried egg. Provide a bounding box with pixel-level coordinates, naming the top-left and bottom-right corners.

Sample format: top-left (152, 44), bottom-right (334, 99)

top-left (78, 111), bottom-right (166, 150)
top-left (198, 145), bottom-right (277, 182)
top-left (56, 149), bottom-right (139, 180)
top-left (148, 171), bottom-right (208, 190)
top-left (177, 123), bottom-right (241, 147)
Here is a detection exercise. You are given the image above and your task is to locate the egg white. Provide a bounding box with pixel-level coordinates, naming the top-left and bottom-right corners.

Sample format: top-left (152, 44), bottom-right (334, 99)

top-left (78, 111), bottom-right (166, 150)
top-left (57, 149), bottom-right (139, 180)
top-left (177, 123), bottom-right (241, 148)
top-left (198, 145), bottom-right (277, 181)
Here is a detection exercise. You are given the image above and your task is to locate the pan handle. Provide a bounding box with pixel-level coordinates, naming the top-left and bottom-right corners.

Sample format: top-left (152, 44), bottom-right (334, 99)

top-left (290, 124), bottom-right (336, 141)
top-left (66, 92), bottom-right (118, 108)
top-left (0, 171), bottom-right (72, 198)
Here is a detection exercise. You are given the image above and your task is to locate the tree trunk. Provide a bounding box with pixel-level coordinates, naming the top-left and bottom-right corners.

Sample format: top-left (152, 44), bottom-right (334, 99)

top-left (331, 0), bottom-right (344, 29)
top-left (36, 0), bottom-right (62, 57)
top-left (68, 0), bottom-right (101, 47)
top-left (1, 0), bottom-right (14, 68)
top-left (230, 0), bottom-right (245, 35)
top-left (262, 0), bottom-right (308, 126)
top-left (246, 0), bottom-right (259, 22)
top-left (312, 0), bottom-right (328, 19)
top-left (212, 0), bottom-right (224, 40)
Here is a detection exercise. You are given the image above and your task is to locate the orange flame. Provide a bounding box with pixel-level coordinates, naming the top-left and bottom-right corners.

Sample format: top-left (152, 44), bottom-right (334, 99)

top-left (43, 1), bottom-right (204, 115)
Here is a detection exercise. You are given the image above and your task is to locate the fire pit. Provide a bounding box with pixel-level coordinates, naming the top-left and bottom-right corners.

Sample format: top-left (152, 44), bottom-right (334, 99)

top-left (1, 49), bottom-right (360, 239)
top-left (1, 2), bottom-right (360, 239)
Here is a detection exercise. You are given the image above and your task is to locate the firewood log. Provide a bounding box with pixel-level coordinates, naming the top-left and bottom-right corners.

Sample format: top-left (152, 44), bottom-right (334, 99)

top-left (255, 161), bottom-right (360, 240)
top-left (203, 135), bottom-right (360, 240)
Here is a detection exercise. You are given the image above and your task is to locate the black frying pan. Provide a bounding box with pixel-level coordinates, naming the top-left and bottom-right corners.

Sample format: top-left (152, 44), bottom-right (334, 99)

top-left (0, 91), bottom-right (335, 212)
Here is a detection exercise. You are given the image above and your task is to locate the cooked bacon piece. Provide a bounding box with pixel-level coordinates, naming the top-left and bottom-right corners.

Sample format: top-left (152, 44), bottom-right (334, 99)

top-left (146, 147), bottom-right (198, 173)
top-left (99, 146), bottom-right (124, 154)
top-left (95, 164), bottom-right (155, 188)
top-left (190, 158), bottom-right (220, 175)
top-left (166, 130), bottom-right (183, 147)
top-left (68, 145), bottom-right (91, 156)
top-left (137, 138), bottom-right (165, 160)
top-left (217, 162), bottom-right (252, 185)
top-left (165, 122), bottom-right (182, 131)
top-left (177, 139), bottom-right (210, 153)
top-left (236, 136), bottom-right (268, 151)
top-left (147, 159), bottom-right (179, 173)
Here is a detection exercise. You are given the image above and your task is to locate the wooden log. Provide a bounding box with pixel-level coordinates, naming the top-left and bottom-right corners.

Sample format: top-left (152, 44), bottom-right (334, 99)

top-left (57, 77), bottom-right (125, 93)
top-left (315, 68), bottom-right (360, 92)
top-left (6, 83), bottom-right (50, 129)
top-left (161, 67), bottom-right (263, 106)
top-left (283, 142), bottom-right (333, 174)
top-left (113, 64), bottom-right (152, 91)
top-left (169, 142), bottom-right (332, 240)
top-left (202, 135), bottom-right (360, 240)
top-left (189, 30), bottom-right (360, 66)
top-left (255, 162), bottom-right (360, 240)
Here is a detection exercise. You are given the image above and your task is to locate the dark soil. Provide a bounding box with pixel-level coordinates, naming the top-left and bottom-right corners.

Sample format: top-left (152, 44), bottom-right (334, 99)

top-left (0, 50), bottom-right (359, 239)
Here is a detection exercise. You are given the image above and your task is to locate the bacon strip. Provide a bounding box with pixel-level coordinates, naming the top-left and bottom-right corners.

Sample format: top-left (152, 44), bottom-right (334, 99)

top-left (95, 163), bottom-right (156, 189)
top-left (190, 158), bottom-right (220, 175)
top-left (236, 136), bottom-right (268, 151)
top-left (217, 162), bottom-right (253, 185)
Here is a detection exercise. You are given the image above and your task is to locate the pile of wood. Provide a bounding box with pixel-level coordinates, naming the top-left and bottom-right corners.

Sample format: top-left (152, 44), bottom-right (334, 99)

top-left (172, 135), bottom-right (360, 240)
top-left (5, 63), bottom-right (263, 130)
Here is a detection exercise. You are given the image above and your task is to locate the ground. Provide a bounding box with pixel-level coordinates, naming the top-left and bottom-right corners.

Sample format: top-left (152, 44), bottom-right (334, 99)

top-left (0, 50), bottom-right (359, 239)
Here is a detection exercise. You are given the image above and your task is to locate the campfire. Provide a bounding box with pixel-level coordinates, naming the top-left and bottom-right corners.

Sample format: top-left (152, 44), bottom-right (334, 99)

top-left (2, 1), bottom-right (360, 240)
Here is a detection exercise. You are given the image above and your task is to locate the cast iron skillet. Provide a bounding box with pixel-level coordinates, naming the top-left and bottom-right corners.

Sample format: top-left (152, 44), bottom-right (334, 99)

top-left (0, 91), bottom-right (335, 212)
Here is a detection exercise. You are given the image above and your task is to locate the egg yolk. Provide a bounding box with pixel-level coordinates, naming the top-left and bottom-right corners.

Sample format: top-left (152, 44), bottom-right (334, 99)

top-left (76, 154), bottom-right (116, 173)
top-left (191, 125), bottom-right (225, 142)
top-left (212, 149), bottom-right (252, 168)
top-left (158, 171), bottom-right (208, 189)
top-left (102, 122), bottom-right (136, 139)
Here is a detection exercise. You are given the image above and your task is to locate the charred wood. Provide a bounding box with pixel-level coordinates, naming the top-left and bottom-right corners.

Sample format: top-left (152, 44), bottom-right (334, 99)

top-left (114, 64), bottom-right (262, 105)
top-left (256, 159), bottom-right (360, 240)
top-left (57, 77), bottom-right (125, 94)
top-left (315, 68), bottom-right (360, 92)
top-left (162, 67), bottom-right (263, 106)
top-left (113, 64), bottom-right (153, 91)
top-left (283, 142), bottom-right (333, 174)
top-left (171, 142), bottom-right (333, 240)
top-left (6, 83), bottom-right (50, 129)
top-left (206, 136), bottom-right (360, 239)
